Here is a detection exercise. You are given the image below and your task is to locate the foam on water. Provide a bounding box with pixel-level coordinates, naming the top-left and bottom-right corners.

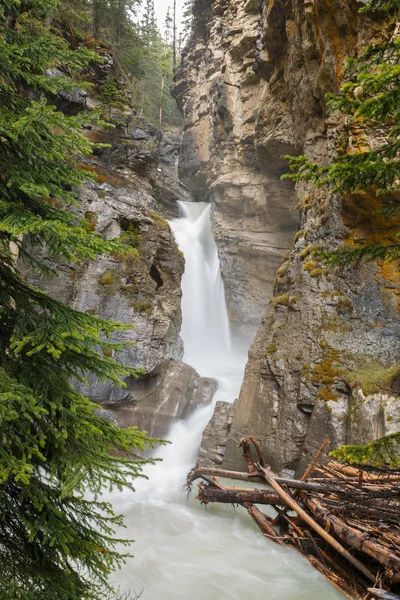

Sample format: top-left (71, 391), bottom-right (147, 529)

top-left (107, 202), bottom-right (344, 599)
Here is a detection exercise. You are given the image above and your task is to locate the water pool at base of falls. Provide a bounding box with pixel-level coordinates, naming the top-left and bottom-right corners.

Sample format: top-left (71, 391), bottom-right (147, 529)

top-left (106, 202), bottom-right (344, 600)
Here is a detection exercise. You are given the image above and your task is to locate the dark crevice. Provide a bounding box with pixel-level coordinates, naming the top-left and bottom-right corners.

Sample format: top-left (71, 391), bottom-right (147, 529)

top-left (150, 264), bottom-right (163, 289)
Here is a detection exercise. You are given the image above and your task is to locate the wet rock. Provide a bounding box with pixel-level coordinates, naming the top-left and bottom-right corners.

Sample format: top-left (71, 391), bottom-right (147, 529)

top-left (20, 98), bottom-right (216, 436)
top-left (197, 401), bottom-right (235, 467)
top-left (46, 68), bottom-right (88, 115)
top-left (102, 359), bottom-right (218, 439)
top-left (223, 1), bottom-right (400, 474)
top-left (178, 0), bottom-right (400, 474)
top-left (173, 0), bottom-right (298, 340)
top-left (154, 131), bottom-right (194, 219)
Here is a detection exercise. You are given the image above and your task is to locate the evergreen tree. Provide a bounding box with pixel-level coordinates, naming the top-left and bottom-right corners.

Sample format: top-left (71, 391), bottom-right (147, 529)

top-left (181, 0), bottom-right (194, 46)
top-left (164, 6), bottom-right (173, 46)
top-left (283, 0), bottom-right (400, 264)
top-left (172, 0), bottom-right (177, 68)
top-left (332, 433), bottom-right (400, 469)
top-left (140, 0), bottom-right (157, 49)
top-left (0, 1), bottom-right (161, 597)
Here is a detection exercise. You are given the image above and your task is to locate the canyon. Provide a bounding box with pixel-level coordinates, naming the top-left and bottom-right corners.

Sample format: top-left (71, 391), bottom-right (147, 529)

top-left (173, 0), bottom-right (400, 474)
top-left (24, 0), bottom-right (400, 476)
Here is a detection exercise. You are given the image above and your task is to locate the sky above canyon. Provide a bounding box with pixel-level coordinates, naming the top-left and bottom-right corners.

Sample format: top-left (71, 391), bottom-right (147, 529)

top-left (154, 0), bottom-right (185, 32)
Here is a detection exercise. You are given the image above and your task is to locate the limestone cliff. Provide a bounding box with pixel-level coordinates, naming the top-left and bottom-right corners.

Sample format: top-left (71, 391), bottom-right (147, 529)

top-left (22, 68), bottom-right (216, 439)
top-left (173, 0), bottom-right (298, 339)
top-left (176, 0), bottom-right (400, 473)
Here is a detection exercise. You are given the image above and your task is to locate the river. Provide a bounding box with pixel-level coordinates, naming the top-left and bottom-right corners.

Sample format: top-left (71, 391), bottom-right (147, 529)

top-left (108, 202), bottom-right (344, 599)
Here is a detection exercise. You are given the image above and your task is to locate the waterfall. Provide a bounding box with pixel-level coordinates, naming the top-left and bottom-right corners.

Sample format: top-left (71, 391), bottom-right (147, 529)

top-left (171, 202), bottom-right (232, 374)
top-left (107, 202), bottom-right (344, 600)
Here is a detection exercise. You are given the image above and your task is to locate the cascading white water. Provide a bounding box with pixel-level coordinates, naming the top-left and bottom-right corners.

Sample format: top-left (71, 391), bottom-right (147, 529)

top-left (171, 202), bottom-right (232, 374)
top-left (107, 202), bottom-right (344, 599)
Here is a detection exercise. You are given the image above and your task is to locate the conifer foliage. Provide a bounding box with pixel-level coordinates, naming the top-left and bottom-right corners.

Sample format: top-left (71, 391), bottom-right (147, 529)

top-left (284, 0), bottom-right (400, 264)
top-left (332, 432), bottom-right (400, 469)
top-left (0, 1), bottom-right (160, 598)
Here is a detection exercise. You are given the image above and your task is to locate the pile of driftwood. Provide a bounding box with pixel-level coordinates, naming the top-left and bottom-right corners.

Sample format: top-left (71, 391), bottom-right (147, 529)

top-left (187, 437), bottom-right (400, 600)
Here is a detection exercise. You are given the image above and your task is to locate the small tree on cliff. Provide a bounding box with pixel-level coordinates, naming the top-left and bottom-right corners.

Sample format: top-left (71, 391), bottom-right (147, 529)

top-left (283, 0), bottom-right (400, 264)
top-left (0, 1), bottom-right (160, 598)
top-left (181, 0), bottom-right (194, 46)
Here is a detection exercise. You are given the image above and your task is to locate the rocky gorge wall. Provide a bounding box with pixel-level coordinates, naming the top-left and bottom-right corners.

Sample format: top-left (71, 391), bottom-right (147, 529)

top-left (21, 66), bottom-right (216, 440)
top-left (173, 0), bottom-right (299, 340)
top-left (176, 0), bottom-right (400, 473)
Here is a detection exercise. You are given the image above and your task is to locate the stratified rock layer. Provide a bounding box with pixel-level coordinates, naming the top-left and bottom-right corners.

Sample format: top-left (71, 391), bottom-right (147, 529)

top-left (22, 108), bottom-right (215, 438)
top-left (179, 0), bottom-right (400, 473)
top-left (174, 0), bottom-right (298, 339)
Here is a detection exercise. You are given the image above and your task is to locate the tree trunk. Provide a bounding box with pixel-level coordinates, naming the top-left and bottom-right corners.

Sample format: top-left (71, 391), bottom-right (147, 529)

top-left (173, 0), bottom-right (177, 67)
top-left (93, 0), bottom-right (101, 39)
top-left (304, 495), bottom-right (400, 575)
top-left (260, 467), bottom-right (376, 583)
top-left (197, 486), bottom-right (281, 506)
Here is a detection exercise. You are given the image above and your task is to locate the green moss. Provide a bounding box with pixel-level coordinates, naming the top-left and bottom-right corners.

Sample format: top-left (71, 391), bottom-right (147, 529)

top-left (113, 248), bottom-right (140, 264)
top-left (150, 211), bottom-right (169, 230)
top-left (346, 362), bottom-right (400, 395)
top-left (302, 363), bottom-right (310, 375)
top-left (134, 300), bottom-right (153, 314)
top-left (119, 224), bottom-right (141, 251)
top-left (276, 260), bottom-right (290, 279)
top-left (103, 347), bottom-right (113, 358)
top-left (320, 315), bottom-right (353, 334)
top-left (272, 293), bottom-right (300, 308)
top-left (311, 348), bottom-right (344, 385)
top-left (98, 270), bottom-right (117, 286)
top-left (294, 230), bottom-right (304, 243)
top-left (300, 244), bottom-right (314, 260)
top-left (267, 343), bottom-right (278, 355)
top-left (83, 210), bottom-right (98, 232)
top-left (336, 295), bottom-right (353, 313)
top-left (303, 259), bottom-right (318, 271)
top-left (310, 268), bottom-right (324, 278)
top-left (272, 292), bottom-right (290, 307)
top-left (321, 290), bottom-right (340, 298)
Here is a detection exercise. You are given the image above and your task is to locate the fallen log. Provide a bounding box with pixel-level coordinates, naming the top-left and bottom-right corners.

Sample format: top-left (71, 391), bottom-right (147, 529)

top-left (189, 467), bottom-right (265, 485)
top-left (309, 556), bottom-right (363, 600)
top-left (302, 439), bottom-right (330, 482)
top-left (189, 437), bottom-right (400, 600)
top-left (190, 467), bottom-right (380, 495)
top-left (272, 439), bottom-right (329, 527)
top-left (325, 461), bottom-right (400, 482)
top-left (197, 485), bottom-right (281, 506)
top-left (367, 589), bottom-right (400, 600)
top-left (304, 495), bottom-right (400, 576)
top-left (260, 466), bottom-right (377, 583)
top-left (243, 502), bottom-right (285, 545)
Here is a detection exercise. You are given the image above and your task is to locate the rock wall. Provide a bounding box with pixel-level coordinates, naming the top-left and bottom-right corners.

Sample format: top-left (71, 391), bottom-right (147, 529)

top-left (22, 84), bottom-right (216, 438)
top-left (173, 0), bottom-right (298, 339)
top-left (178, 0), bottom-right (400, 473)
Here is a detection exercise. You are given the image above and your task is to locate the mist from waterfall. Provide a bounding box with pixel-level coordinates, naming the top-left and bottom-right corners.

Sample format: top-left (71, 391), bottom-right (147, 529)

top-left (107, 202), bottom-right (344, 600)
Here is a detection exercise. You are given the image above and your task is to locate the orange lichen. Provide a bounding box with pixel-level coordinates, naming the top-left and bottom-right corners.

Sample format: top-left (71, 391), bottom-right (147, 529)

top-left (340, 191), bottom-right (400, 307)
top-left (376, 261), bottom-right (400, 308)
top-left (77, 163), bottom-right (126, 187)
top-left (83, 130), bottom-right (110, 143)
top-left (317, 387), bottom-right (339, 402)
